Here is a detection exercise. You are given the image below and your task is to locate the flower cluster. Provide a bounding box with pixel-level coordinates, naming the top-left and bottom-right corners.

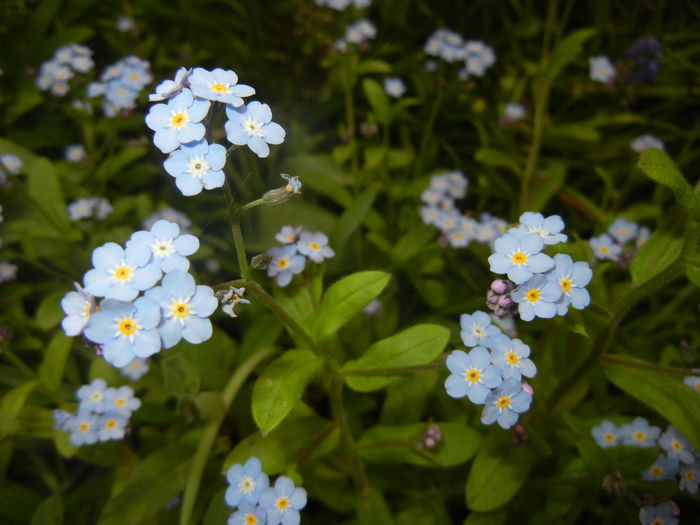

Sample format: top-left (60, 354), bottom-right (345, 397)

top-left (444, 311), bottom-right (535, 429)
top-left (266, 225), bottom-right (335, 287)
top-left (86, 56), bottom-right (152, 117)
top-left (424, 29), bottom-right (496, 79)
top-left (36, 43), bottom-right (94, 96)
top-left (419, 171), bottom-right (510, 249)
top-left (60, 219), bottom-right (217, 367)
top-left (53, 379), bottom-right (141, 446)
top-left (67, 197), bottom-right (113, 221)
top-left (487, 212), bottom-right (592, 321)
top-left (589, 217), bottom-right (650, 263)
top-left (592, 420), bottom-right (699, 495)
top-left (639, 503), bottom-right (678, 525)
top-left (315, 0), bottom-right (370, 9)
top-left (384, 77), bottom-right (406, 98)
top-left (145, 67), bottom-right (285, 195)
top-left (0, 153), bottom-right (22, 184)
top-left (631, 134), bottom-right (665, 153)
top-left (224, 457), bottom-right (307, 525)
top-left (621, 37), bottom-right (663, 84)
top-left (334, 19), bottom-right (377, 51)
top-left (589, 56), bottom-right (616, 83)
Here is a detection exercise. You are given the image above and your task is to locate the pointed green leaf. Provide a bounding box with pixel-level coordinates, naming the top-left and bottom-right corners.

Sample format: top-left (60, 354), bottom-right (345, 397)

top-left (331, 187), bottom-right (377, 249)
top-left (39, 333), bottom-right (72, 394)
top-left (27, 158), bottom-right (70, 234)
top-left (362, 78), bottom-right (391, 124)
top-left (630, 216), bottom-right (684, 283)
top-left (30, 494), bottom-right (63, 525)
top-left (544, 28), bottom-right (596, 80)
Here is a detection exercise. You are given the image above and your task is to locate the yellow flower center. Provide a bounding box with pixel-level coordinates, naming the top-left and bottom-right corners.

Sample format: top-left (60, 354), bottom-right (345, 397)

top-left (119, 319), bottom-right (137, 335)
top-left (560, 278), bottom-right (572, 292)
top-left (83, 302), bottom-right (93, 318)
top-left (603, 433), bottom-right (615, 443)
top-left (599, 246), bottom-right (609, 254)
top-left (464, 368), bottom-right (481, 383)
top-left (618, 228), bottom-right (628, 237)
top-left (171, 112), bottom-right (188, 127)
top-left (238, 476), bottom-right (254, 494)
top-left (275, 497), bottom-right (289, 511)
top-left (309, 242), bottom-right (320, 251)
top-left (115, 397), bottom-right (127, 407)
top-left (78, 422), bottom-right (90, 433)
top-left (497, 396), bottom-right (510, 408)
top-left (694, 381), bottom-right (700, 391)
top-left (686, 470), bottom-right (695, 480)
top-left (130, 362), bottom-right (141, 371)
top-left (526, 289), bottom-right (540, 303)
top-left (130, 73), bottom-right (140, 82)
top-left (105, 419), bottom-right (117, 429)
top-left (171, 302), bottom-right (190, 319)
top-left (245, 515), bottom-right (258, 525)
top-left (277, 258), bottom-right (289, 269)
top-left (113, 265), bottom-right (133, 281)
top-left (671, 439), bottom-right (682, 452)
top-left (650, 466), bottom-right (663, 477)
top-left (633, 431), bottom-right (646, 442)
top-left (511, 252), bottom-right (527, 264)
top-left (210, 83), bottom-right (228, 93)
top-left (506, 352), bottom-right (519, 365)
top-left (90, 391), bottom-right (102, 402)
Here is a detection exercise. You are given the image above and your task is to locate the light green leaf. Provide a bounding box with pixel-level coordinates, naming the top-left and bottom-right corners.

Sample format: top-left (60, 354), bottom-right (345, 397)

top-left (357, 59), bottom-right (392, 75)
top-left (545, 123), bottom-right (600, 142)
top-left (30, 494), bottom-right (63, 525)
top-left (252, 350), bottom-right (322, 433)
top-left (311, 271), bottom-right (391, 342)
top-left (629, 217), bottom-right (684, 283)
top-left (466, 432), bottom-right (535, 512)
top-left (356, 487), bottom-right (397, 525)
top-left (464, 510), bottom-right (509, 525)
top-left (161, 351), bottom-right (200, 396)
top-left (529, 162), bottom-right (566, 211)
top-left (331, 187), bottom-right (377, 247)
top-left (27, 158), bottom-right (71, 234)
top-left (474, 148), bottom-right (522, 175)
top-left (343, 324), bottom-right (449, 392)
top-left (544, 28), bottom-right (596, 80)
top-left (363, 78), bottom-right (391, 124)
top-left (39, 333), bottom-right (72, 394)
top-left (1, 380), bottom-right (38, 415)
top-left (34, 290), bottom-right (67, 332)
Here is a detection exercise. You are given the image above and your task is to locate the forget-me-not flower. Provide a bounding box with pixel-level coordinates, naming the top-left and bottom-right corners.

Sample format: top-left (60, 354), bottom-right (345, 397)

top-left (149, 67), bottom-right (191, 102)
top-left (227, 501), bottom-right (267, 525)
top-left (275, 225), bottom-right (304, 244)
top-left (67, 409), bottom-right (100, 446)
top-left (444, 347), bottom-right (502, 404)
top-left (76, 378), bottom-right (108, 413)
top-left (0, 153), bottom-right (22, 175)
top-left (61, 283), bottom-right (98, 336)
top-left (608, 217), bottom-right (638, 244)
top-left (297, 231), bottom-right (335, 263)
top-left (511, 274), bottom-right (561, 321)
top-left (488, 232), bottom-right (554, 284)
top-left (128, 219), bottom-right (199, 273)
top-left (163, 139), bottom-right (226, 195)
top-left (591, 420), bottom-right (620, 448)
top-left (267, 245), bottom-right (306, 287)
top-left (145, 88), bottom-right (211, 153)
top-left (259, 475), bottom-right (307, 525)
top-left (119, 357), bottom-right (150, 381)
top-left (546, 254), bottom-right (592, 315)
top-left (480, 378), bottom-right (532, 429)
top-left (225, 101), bottom-right (285, 158)
top-left (631, 134), bottom-right (665, 153)
top-left (683, 375), bottom-right (700, 394)
top-left (490, 337), bottom-right (537, 381)
top-left (589, 56), bottom-right (616, 83)
top-left (104, 385), bottom-right (142, 417)
top-left (225, 457), bottom-right (270, 507)
top-left (659, 425), bottom-right (696, 464)
top-left (189, 67), bottom-right (255, 106)
top-left (643, 454), bottom-right (680, 481)
top-left (639, 503), bottom-right (678, 525)
top-left (589, 234), bottom-right (622, 262)
top-left (97, 413), bottom-right (128, 441)
top-left (459, 311), bottom-right (502, 349)
top-left (510, 212), bottom-right (567, 245)
top-left (503, 103), bottom-right (526, 122)
top-left (620, 417), bottom-right (661, 447)
top-left (384, 77), bottom-right (406, 98)
top-left (65, 144), bottom-right (86, 162)
top-left (680, 463), bottom-right (700, 494)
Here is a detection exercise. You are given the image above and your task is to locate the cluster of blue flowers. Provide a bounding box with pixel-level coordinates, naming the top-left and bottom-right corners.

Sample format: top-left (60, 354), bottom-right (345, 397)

top-left (334, 20), bottom-right (377, 51)
top-left (592, 420), bottom-right (699, 495)
top-left (36, 43), bottom-right (94, 97)
top-left (145, 67), bottom-right (285, 196)
top-left (53, 378), bottom-right (141, 446)
top-left (444, 311), bottom-right (535, 429)
top-left (423, 29), bottom-right (496, 79)
top-left (419, 171), bottom-right (509, 249)
top-left (67, 197), bottom-right (113, 221)
top-left (266, 225), bottom-right (335, 287)
top-left (589, 217), bottom-right (651, 263)
top-left (224, 457), bottom-right (307, 525)
top-left (314, 0), bottom-right (370, 9)
top-left (0, 153), bottom-right (22, 184)
top-left (488, 212), bottom-right (592, 321)
top-left (631, 134), bottom-right (665, 153)
top-left (622, 37), bottom-right (663, 84)
top-left (639, 503), bottom-right (678, 525)
top-left (86, 55), bottom-right (152, 117)
top-left (60, 219), bottom-right (218, 367)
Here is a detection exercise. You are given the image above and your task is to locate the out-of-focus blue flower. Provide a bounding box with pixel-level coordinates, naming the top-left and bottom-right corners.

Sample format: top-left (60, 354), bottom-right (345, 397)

top-left (679, 463), bottom-right (699, 494)
top-left (65, 144), bottom-right (86, 162)
top-left (488, 233), bottom-right (554, 284)
top-left (622, 37), bottom-right (663, 84)
top-left (83, 241), bottom-right (161, 301)
top-left (87, 56), bottom-right (152, 116)
top-left (149, 67), bottom-right (191, 102)
top-left (659, 425), bottom-right (697, 464)
top-left (643, 454), bottom-right (679, 481)
top-left (683, 375), bottom-right (700, 394)
top-left (116, 16), bottom-right (135, 32)
top-left (639, 502), bottom-right (678, 525)
top-left (53, 409), bottom-right (73, 431)
top-left (0, 261), bottom-right (17, 282)
top-left (67, 409), bottom-right (100, 446)
top-left (97, 413), bottom-right (128, 441)
top-left (119, 357), bottom-right (150, 381)
top-left (0, 153), bottom-right (22, 175)
top-left (275, 225), bottom-right (304, 245)
top-left (419, 206), bottom-right (441, 226)
top-left (631, 134), bottom-right (665, 152)
top-left (608, 217), bottom-right (638, 244)
top-left (145, 270), bottom-right (217, 348)
top-left (146, 88), bottom-right (211, 153)
top-left (267, 245), bottom-right (306, 287)
top-left (61, 283), bottom-right (98, 336)
top-left (104, 385), bottom-right (142, 417)
top-left (510, 212), bottom-right (567, 245)
top-left (589, 234), bottom-right (622, 261)
top-left (444, 347), bottom-right (502, 404)
top-left (259, 475), bottom-right (307, 525)
top-left (227, 502), bottom-right (267, 525)
top-left (384, 77), bottom-right (406, 98)
top-left (547, 254), bottom-right (592, 315)
top-left (480, 378), bottom-right (532, 429)
top-left (225, 101), bottom-right (285, 158)
top-left (503, 103), bottom-right (526, 122)
top-left (589, 56), bottom-right (616, 83)
top-left (463, 40), bottom-right (496, 77)
top-left (459, 311), bottom-right (502, 349)
top-left (128, 219), bottom-right (199, 273)
top-left (68, 197), bottom-right (111, 221)
top-left (297, 231), bottom-right (335, 264)
top-left (84, 297), bottom-right (162, 367)
top-left (188, 67), bottom-right (254, 106)
top-left (490, 337), bottom-right (537, 381)
top-left (343, 19), bottom-right (377, 45)
top-left (591, 420), bottom-right (621, 448)
top-left (76, 378), bottom-right (108, 413)
top-left (636, 226), bottom-right (651, 248)
top-left (511, 275), bottom-right (562, 321)
top-left (225, 457), bottom-right (270, 507)
top-left (620, 417), bottom-right (661, 447)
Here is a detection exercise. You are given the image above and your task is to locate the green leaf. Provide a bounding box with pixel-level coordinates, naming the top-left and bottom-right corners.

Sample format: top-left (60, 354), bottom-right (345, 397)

top-left (528, 162), bottom-right (566, 211)
top-left (356, 487), bottom-right (397, 525)
top-left (331, 187), bottom-right (377, 247)
top-left (637, 148), bottom-right (700, 220)
top-left (343, 324), bottom-right (449, 392)
top-left (34, 289), bottom-right (66, 331)
top-left (161, 351), bottom-right (200, 396)
top-left (1, 380), bottom-right (38, 415)
top-left (39, 333), bottom-right (72, 393)
top-left (311, 271), bottom-right (391, 342)
top-left (358, 422), bottom-right (481, 466)
top-left (252, 350), bottom-right (322, 433)
top-left (362, 78), bottom-right (391, 124)
top-left (602, 356), bottom-right (700, 450)
top-left (629, 217), bottom-right (684, 283)
top-left (474, 148), bottom-right (522, 175)
top-left (27, 158), bottom-right (70, 234)
top-left (357, 59), bottom-right (392, 75)
top-left (30, 494), bottom-right (63, 525)
top-left (544, 28), bottom-right (596, 80)
top-left (544, 123), bottom-right (600, 142)
top-left (466, 432), bottom-right (535, 512)
top-left (392, 224), bottom-right (437, 262)
top-left (464, 510), bottom-right (509, 525)
top-left (282, 155), bottom-right (352, 208)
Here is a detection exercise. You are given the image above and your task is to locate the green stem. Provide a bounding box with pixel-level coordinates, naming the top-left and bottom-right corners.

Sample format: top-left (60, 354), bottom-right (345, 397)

top-left (179, 346), bottom-right (276, 525)
top-left (599, 354), bottom-right (693, 377)
top-left (519, 82), bottom-right (549, 213)
top-left (222, 176), bottom-right (249, 276)
top-left (237, 198), bottom-right (265, 215)
top-left (414, 89), bottom-right (444, 178)
top-left (342, 362), bottom-right (445, 376)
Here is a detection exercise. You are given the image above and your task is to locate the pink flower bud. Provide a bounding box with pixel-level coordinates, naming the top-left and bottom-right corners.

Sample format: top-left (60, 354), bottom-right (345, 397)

top-left (498, 295), bottom-right (512, 307)
top-left (491, 279), bottom-right (508, 294)
top-left (521, 382), bottom-right (534, 396)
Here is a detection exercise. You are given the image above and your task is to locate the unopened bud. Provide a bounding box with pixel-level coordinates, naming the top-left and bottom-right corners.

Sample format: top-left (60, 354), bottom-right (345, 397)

top-left (498, 295), bottom-right (512, 307)
top-left (491, 279), bottom-right (508, 294)
top-left (251, 253), bottom-right (272, 270)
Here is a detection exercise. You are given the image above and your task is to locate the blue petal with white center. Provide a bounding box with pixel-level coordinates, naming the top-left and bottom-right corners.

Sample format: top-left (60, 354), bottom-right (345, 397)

top-left (145, 88), bottom-right (211, 153)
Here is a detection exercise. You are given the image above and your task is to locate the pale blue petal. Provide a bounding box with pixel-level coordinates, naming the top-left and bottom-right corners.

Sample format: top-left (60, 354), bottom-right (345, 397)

top-left (153, 129), bottom-right (180, 153)
top-left (135, 297), bottom-right (161, 329)
top-left (190, 286), bottom-right (218, 316)
top-left (84, 269), bottom-right (111, 297)
top-left (569, 288), bottom-right (590, 309)
top-left (103, 338), bottom-right (135, 367)
top-left (497, 409), bottom-right (518, 429)
top-left (158, 318), bottom-right (183, 348)
top-left (160, 254), bottom-right (190, 273)
top-left (188, 99), bottom-right (211, 122)
top-left (466, 383), bottom-right (489, 404)
top-left (533, 301), bottom-right (557, 318)
top-left (469, 347), bottom-right (491, 368)
top-left (520, 233), bottom-right (544, 254)
top-left (132, 264), bottom-right (162, 291)
top-left (132, 329), bottom-right (161, 357)
top-left (263, 122), bottom-right (286, 144)
top-left (528, 253), bottom-right (554, 273)
top-left (444, 374), bottom-right (469, 398)
top-left (174, 235), bottom-right (199, 256)
top-left (518, 302), bottom-right (535, 321)
top-left (571, 262), bottom-right (593, 286)
top-left (182, 316), bottom-right (212, 344)
top-left (152, 219), bottom-right (179, 239)
top-left (248, 136), bottom-right (270, 158)
top-left (176, 122), bottom-right (205, 144)
top-left (494, 234), bottom-right (518, 254)
top-left (488, 253), bottom-right (511, 274)
top-left (176, 175), bottom-right (203, 196)
top-left (481, 405), bottom-right (499, 425)
top-left (507, 264), bottom-right (532, 284)
top-left (206, 144), bottom-right (227, 170)
top-left (202, 169), bottom-right (225, 189)
top-left (93, 242), bottom-right (123, 268)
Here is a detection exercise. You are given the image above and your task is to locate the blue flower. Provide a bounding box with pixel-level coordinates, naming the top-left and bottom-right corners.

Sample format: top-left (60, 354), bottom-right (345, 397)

top-left (228, 502), bottom-right (267, 525)
top-left (128, 219), bottom-right (199, 273)
top-left (145, 88), bottom-right (211, 153)
top-left (84, 297), bottom-right (162, 367)
top-left (444, 347), bottom-right (502, 404)
top-left (163, 139), bottom-right (227, 195)
top-left (589, 56), bottom-right (616, 83)
top-left (65, 144), bottom-right (86, 162)
top-left (589, 234), bottom-right (622, 261)
top-left (61, 283), bottom-right (98, 336)
top-left (0, 153), bottom-right (22, 175)
top-left (225, 457), bottom-right (270, 507)
top-left (67, 409), bottom-right (100, 446)
top-left (297, 231), bottom-right (335, 264)
top-left (490, 337), bottom-right (537, 381)
top-left (608, 217), bottom-right (638, 244)
top-left (259, 475), bottom-right (307, 525)
top-left (631, 134), bottom-right (665, 153)
top-left (503, 103), bottom-right (525, 122)
top-left (384, 77), bottom-right (406, 98)
top-left (510, 212), bottom-right (567, 245)
top-left (225, 101), bottom-right (286, 158)
top-left (76, 378), bottom-right (108, 413)
top-left (591, 420), bottom-right (620, 448)
top-left (546, 254), bottom-right (592, 315)
top-left (275, 225), bottom-right (304, 245)
top-left (463, 40), bottom-right (496, 77)
top-left (639, 503), bottom-right (678, 525)
top-left (149, 67), bottom-right (191, 102)
top-left (459, 311), bottom-right (502, 348)
top-left (97, 413), bottom-right (128, 441)
top-left (679, 463), bottom-right (700, 494)
top-left (103, 385), bottom-right (142, 417)
top-left (220, 287), bottom-right (250, 318)
top-left (636, 226), bottom-right (651, 248)
top-left (83, 241), bottom-right (161, 302)
top-left (480, 378), bottom-right (532, 429)
top-left (53, 409), bottom-right (73, 431)
top-left (266, 245), bottom-right (306, 287)
top-left (511, 275), bottom-right (561, 321)
top-left (642, 454), bottom-right (679, 481)
top-left (620, 417), bottom-right (661, 447)
top-left (488, 233), bottom-right (554, 284)
top-left (659, 425), bottom-right (696, 464)
top-left (145, 270), bottom-right (217, 348)
top-left (683, 375), bottom-right (700, 394)
top-left (188, 67), bottom-right (255, 106)
top-left (119, 357), bottom-right (150, 381)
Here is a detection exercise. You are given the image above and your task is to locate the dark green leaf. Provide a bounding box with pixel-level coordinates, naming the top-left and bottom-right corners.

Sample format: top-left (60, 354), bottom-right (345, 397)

top-left (30, 494), bottom-right (63, 525)
top-left (331, 187), bottom-right (377, 247)
top-left (544, 28), bottom-right (596, 80)
top-left (39, 333), bottom-right (72, 393)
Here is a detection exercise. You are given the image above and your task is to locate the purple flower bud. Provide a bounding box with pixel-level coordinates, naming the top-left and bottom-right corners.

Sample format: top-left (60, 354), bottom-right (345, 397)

top-left (498, 295), bottom-right (512, 307)
top-left (521, 382), bottom-right (534, 396)
top-left (424, 437), bottom-right (436, 449)
top-left (491, 279), bottom-right (508, 294)
top-left (486, 291), bottom-right (499, 304)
